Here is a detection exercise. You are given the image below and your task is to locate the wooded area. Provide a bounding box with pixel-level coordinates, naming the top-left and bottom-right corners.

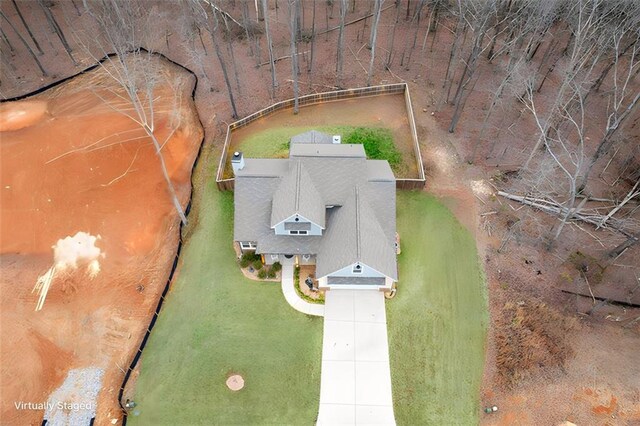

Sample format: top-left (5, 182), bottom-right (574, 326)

top-left (1, 0), bottom-right (639, 422)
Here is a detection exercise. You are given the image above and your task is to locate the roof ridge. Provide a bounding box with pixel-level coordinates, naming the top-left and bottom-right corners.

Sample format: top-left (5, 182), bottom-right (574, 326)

top-left (294, 160), bottom-right (301, 212)
top-left (355, 186), bottom-right (361, 259)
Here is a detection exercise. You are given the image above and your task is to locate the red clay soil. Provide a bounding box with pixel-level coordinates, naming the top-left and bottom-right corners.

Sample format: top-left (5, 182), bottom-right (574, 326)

top-left (0, 56), bottom-right (203, 424)
top-left (2, 1), bottom-right (639, 425)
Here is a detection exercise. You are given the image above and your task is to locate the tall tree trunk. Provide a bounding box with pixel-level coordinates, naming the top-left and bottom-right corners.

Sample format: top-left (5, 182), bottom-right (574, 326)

top-left (0, 27), bottom-right (15, 53)
top-left (385, 0), bottom-right (401, 68)
top-left (420, 6), bottom-right (434, 52)
top-left (262, 0), bottom-right (277, 95)
top-left (404, 0), bottom-right (425, 68)
top-left (429, 3), bottom-right (439, 52)
top-left (241, 0), bottom-right (255, 57)
top-left (442, 0), bottom-right (464, 102)
top-left (336, 0), bottom-right (347, 83)
top-left (38, 0), bottom-right (76, 64)
top-left (308, 0), bottom-right (316, 73)
top-left (208, 8), bottom-right (239, 119)
top-left (0, 11), bottom-right (47, 76)
top-left (256, 0), bottom-right (264, 20)
top-left (226, 30), bottom-right (242, 93)
top-left (591, 39), bottom-right (637, 93)
top-left (288, 0), bottom-right (299, 113)
top-left (366, 0), bottom-right (383, 87)
top-left (448, 74), bottom-right (478, 133)
top-left (12, 0), bottom-right (43, 55)
top-left (579, 92), bottom-right (640, 191)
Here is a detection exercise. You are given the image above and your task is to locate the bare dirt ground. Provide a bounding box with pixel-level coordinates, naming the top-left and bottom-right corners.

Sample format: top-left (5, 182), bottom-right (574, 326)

top-left (0, 56), bottom-right (202, 424)
top-left (411, 89), bottom-right (640, 425)
top-left (1, 1), bottom-right (638, 424)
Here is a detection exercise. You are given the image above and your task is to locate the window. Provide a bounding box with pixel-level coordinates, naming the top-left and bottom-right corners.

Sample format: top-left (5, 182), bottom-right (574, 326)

top-left (289, 230), bottom-right (299, 235)
top-left (353, 263), bottom-right (362, 274)
top-left (299, 230), bottom-right (308, 235)
top-left (240, 242), bottom-right (256, 250)
top-left (289, 230), bottom-right (308, 235)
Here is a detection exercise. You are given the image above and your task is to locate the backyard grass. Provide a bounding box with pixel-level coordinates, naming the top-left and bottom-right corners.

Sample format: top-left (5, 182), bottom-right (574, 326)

top-left (227, 125), bottom-right (405, 177)
top-left (388, 191), bottom-right (488, 425)
top-left (129, 185), bottom-right (323, 424)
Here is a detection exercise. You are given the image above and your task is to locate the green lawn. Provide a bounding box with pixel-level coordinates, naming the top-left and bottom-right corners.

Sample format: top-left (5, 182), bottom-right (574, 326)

top-left (388, 191), bottom-right (488, 425)
top-left (130, 171), bottom-right (485, 424)
top-left (129, 186), bottom-right (323, 424)
top-left (228, 126), bottom-right (405, 176)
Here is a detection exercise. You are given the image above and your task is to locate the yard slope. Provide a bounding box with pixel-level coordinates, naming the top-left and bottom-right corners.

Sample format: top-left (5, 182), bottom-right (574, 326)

top-left (129, 187), bottom-right (323, 424)
top-left (388, 191), bottom-right (488, 425)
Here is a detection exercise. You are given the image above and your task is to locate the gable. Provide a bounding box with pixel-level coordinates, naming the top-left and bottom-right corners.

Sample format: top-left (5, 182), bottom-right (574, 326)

top-left (270, 160), bottom-right (326, 229)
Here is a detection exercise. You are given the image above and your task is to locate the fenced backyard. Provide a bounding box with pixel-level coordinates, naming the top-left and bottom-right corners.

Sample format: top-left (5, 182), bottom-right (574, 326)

top-left (215, 83), bottom-right (425, 191)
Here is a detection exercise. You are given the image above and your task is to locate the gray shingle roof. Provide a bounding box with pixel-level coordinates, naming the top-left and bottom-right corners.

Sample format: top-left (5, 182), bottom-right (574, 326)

top-left (290, 130), bottom-right (334, 144)
top-left (270, 161), bottom-right (326, 228)
top-left (235, 159), bottom-right (289, 177)
top-left (315, 186), bottom-right (397, 280)
top-left (290, 143), bottom-right (366, 158)
top-left (234, 144), bottom-right (397, 281)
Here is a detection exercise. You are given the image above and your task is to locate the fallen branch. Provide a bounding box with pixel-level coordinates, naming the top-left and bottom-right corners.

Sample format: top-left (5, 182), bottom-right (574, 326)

top-left (497, 191), bottom-right (638, 239)
top-left (201, 0), bottom-right (246, 31)
top-left (259, 50), bottom-right (310, 67)
top-left (597, 179), bottom-right (640, 229)
top-left (317, 4), bottom-right (395, 35)
top-left (561, 289), bottom-right (640, 308)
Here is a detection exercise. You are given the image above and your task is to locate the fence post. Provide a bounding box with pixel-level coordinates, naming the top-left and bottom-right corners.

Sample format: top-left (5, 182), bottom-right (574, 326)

top-left (216, 83), bottom-right (426, 190)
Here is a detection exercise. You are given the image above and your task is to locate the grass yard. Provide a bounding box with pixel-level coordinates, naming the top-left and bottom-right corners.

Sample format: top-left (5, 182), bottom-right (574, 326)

top-left (388, 191), bottom-right (488, 425)
top-left (129, 184), bottom-right (323, 424)
top-left (226, 125), bottom-right (407, 178)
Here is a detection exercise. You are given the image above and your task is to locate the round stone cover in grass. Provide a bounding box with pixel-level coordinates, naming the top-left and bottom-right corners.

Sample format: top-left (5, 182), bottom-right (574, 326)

top-left (226, 374), bottom-right (244, 391)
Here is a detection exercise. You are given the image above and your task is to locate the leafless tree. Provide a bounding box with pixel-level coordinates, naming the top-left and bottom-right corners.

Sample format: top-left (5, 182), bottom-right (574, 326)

top-left (80, 0), bottom-right (190, 224)
top-left (38, 0), bottom-right (76, 64)
top-left (307, 0), bottom-right (317, 74)
top-left (523, 0), bottom-right (617, 170)
top-left (385, 0), bottom-right (401, 69)
top-left (0, 10), bottom-right (47, 76)
top-left (580, 28), bottom-right (640, 190)
top-left (522, 78), bottom-right (588, 245)
top-left (366, 0), bottom-right (384, 87)
top-left (262, 0), bottom-right (277, 96)
top-left (199, 0), bottom-right (239, 118)
top-left (448, 0), bottom-right (499, 133)
top-left (442, 0), bottom-right (465, 103)
top-left (288, 0), bottom-right (300, 112)
top-left (336, 0), bottom-right (347, 84)
top-left (11, 0), bottom-right (43, 55)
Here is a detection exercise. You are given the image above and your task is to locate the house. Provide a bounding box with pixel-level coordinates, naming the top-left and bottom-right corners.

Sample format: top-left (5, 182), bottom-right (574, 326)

top-left (233, 130), bottom-right (397, 290)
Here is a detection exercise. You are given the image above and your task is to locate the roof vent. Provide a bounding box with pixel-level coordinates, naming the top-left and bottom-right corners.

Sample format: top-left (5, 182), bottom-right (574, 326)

top-left (231, 151), bottom-right (245, 174)
top-left (332, 135), bottom-right (341, 144)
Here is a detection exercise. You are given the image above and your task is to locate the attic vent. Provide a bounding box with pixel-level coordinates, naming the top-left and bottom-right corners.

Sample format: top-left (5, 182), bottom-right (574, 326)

top-left (353, 263), bottom-right (362, 274)
top-left (332, 135), bottom-right (341, 144)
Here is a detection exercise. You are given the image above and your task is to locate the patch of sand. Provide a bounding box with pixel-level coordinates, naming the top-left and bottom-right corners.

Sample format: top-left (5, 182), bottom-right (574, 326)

top-left (0, 100), bottom-right (48, 132)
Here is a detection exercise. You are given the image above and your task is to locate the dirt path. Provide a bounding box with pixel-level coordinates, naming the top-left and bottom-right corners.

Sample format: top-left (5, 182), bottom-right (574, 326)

top-left (0, 55), bottom-right (203, 425)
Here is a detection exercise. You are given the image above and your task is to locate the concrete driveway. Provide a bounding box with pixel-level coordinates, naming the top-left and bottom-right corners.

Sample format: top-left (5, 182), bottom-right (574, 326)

top-left (317, 290), bottom-right (395, 425)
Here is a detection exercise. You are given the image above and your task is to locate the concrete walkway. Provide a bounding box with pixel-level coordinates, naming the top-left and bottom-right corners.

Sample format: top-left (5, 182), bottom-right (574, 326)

top-left (280, 263), bottom-right (324, 317)
top-left (317, 290), bottom-right (396, 425)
